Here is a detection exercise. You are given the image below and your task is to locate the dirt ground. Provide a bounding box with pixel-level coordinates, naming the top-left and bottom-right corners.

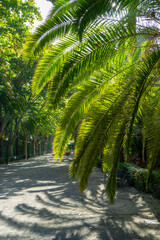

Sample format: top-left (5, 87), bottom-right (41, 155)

top-left (0, 153), bottom-right (160, 240)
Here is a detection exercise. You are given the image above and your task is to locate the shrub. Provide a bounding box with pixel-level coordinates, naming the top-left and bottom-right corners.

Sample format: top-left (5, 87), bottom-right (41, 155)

top-left (119, 163), bottom-right (160, 198)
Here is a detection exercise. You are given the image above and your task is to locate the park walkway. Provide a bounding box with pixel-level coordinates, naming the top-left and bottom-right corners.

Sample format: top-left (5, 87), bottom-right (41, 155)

top-left (0, 154), bottom-right (160, 240)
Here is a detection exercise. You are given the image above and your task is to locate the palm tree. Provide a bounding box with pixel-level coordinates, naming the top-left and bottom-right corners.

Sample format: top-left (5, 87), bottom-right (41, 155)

top-left (24, 0), bottom-right (160, 202)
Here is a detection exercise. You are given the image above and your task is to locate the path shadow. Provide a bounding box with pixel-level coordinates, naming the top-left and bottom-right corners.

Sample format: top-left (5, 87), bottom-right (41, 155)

top-left (0, 154), bottom-right (160, 239)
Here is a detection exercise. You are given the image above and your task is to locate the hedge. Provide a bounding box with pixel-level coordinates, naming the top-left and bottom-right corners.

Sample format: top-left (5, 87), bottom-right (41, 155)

top-left (119, 163), bottom-right (160, 198)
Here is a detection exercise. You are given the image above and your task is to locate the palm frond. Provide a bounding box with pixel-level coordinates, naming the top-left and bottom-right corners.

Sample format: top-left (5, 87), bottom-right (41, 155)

top-left (32, 35), bottom-right (78, 95)
top-left (23, 10), bottom-right (74, 62)
top-left (48, 0), bottom-right (76, 18)
top-left (72, 0), bottom-right (153, 40)
top-left (69, 79), bottom-right (133, 192)
top-left (124, 48), bottom-right (160, 160)
top-left (53, 78), bottom-right (101, 160)
top-left (73, 0), bottom-right (113, 41)
top-left (146, 110), bottom-right (160, 191)
top-left (47, 22), bottom-right (155, 108)
top-left (24, 0), bottom-right (160, 203)
top-left (141, 89), bottom-right (160, 190)
top-left (106, 120), bottom-right (127, 203)
top-left (53, 55), bottom-right (139, 161)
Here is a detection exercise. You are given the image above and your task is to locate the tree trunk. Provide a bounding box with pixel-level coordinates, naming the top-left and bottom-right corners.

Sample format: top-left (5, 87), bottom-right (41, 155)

top-left (0, 137), bottom-right (3, 158)
top-left (16, 136), bottom-right (19, 158)
top-left (8, 140), bottom-right (14, 158)
top-left (0, 138), bottom-right (3, 159)
top-left (23, 136), bottom-right (28, 160)
top-left (119, 148), bottom-right (124, 163)
top-left (48, 135), bottom-right (53, 152)
top-left (33, 138), bottom-right (36, 157)
top-left (0, 104), bottom-right (3, 158)
top-left (44, 137), bottom-right (48, 154)
top-left (39, 139), bottom-right (42, 156)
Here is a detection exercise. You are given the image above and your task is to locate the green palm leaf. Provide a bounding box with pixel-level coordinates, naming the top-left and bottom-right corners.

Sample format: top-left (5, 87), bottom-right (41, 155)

top-left (124, 48), bottom-right (160, 160)
top-left (23, 7), bottom-right (75, 61)
top-left (71, 79), bottom-right (133, 192)
top-left (24, 0), bottom-right (160, 203)
top-left (32, 35), bottom-right (78, 95)
top-left (47, 23), bottom-right (155, 108)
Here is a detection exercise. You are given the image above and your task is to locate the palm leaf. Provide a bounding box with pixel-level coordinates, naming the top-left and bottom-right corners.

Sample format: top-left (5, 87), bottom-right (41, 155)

top-left (32, 35), bottom-right (78, 95)
top-left (106, 120), bottom-right (127, 203)
top-left (23, 8), bottom-right (74, 61)
top-left (70, 79), bottom-right (133, 192)
top-left (47, 22), bottom-right (155, 108)
top-left (124, 48), bottom-right (160, 160)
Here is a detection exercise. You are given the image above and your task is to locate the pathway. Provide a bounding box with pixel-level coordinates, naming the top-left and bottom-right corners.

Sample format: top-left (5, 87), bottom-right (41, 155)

top-left (0, 154), bottom-right (160, 240)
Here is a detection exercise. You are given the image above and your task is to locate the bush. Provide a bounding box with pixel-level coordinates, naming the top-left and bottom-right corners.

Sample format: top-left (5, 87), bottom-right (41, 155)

top-left (119, 163), bottom-right (160, 198)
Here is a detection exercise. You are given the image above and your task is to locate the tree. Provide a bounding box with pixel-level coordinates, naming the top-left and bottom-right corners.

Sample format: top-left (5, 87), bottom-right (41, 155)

top-left (24, 0), bottom-right (160, 202)
top-left (0, 0), bottom-right (41, 79)
top-left (0, 0), bottom-right (41, 158)
top-left (20, 99), bottom-right (62, 158)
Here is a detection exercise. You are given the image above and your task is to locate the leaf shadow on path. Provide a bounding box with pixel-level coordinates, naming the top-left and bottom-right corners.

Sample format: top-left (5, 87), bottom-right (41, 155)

top-left (0, 154), bottom-right (160, 240)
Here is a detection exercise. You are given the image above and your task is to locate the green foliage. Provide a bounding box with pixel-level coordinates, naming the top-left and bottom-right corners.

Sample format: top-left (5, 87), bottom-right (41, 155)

top-left (119, 163), bottom-right (160, 198)
top-left (0, 0), bottom-right (53, 157)
top-left (0, 0), bottom-right (41, 80)
top-left (24, 0), bottom-right (160, 203)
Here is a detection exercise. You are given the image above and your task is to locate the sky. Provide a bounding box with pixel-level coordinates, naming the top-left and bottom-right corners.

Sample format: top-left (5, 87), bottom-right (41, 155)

top-left (33, 0), bottom-right (53, 30)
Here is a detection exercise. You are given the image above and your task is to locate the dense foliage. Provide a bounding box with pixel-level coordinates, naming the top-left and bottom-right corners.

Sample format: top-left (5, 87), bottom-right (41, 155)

top-left (0, 0), bottom-right (61, 161)
top-left (119, 163), bottom-right (160, 198)
top-left (24, 0), bottom-right (160, 203)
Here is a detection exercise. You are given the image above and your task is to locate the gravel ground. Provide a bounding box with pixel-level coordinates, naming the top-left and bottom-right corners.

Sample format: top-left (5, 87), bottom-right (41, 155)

top-left (0, 153), bottom-right (160, 240)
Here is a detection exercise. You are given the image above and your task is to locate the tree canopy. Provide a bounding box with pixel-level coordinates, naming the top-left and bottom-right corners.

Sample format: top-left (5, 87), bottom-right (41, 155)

top-left (0, 0), bottom-right (62, 161)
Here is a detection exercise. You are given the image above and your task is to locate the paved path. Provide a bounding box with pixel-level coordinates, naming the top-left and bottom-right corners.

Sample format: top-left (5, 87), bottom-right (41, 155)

top-left (0, 154), bottom-right (160, 240)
